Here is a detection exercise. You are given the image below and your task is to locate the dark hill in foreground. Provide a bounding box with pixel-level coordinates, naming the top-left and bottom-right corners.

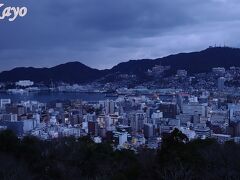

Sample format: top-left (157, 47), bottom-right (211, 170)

top-left (0, 129), bottom-right (239, 179)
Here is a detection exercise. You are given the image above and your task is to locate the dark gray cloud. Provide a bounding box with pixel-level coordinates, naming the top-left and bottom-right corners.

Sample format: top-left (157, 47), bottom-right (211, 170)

top-left (0, 0), bottom-right (240, 71)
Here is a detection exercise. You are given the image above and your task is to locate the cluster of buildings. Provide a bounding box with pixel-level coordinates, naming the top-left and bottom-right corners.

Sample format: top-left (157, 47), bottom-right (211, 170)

top-left (1, 66), bottom-right (240, 150)
top-left (0, 92), bottom-right (237, 149)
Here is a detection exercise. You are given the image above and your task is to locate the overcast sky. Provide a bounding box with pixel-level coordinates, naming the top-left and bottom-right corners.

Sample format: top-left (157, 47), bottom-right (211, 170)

top-left (0, 0), bottom-right (240, 71)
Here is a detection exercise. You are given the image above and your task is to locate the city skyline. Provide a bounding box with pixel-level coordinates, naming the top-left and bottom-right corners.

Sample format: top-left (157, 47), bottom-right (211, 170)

top-left (2, 1), bottom-right (240, 179)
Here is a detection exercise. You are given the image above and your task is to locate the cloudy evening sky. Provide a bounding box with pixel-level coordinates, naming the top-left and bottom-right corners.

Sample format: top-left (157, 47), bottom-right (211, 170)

top-left (0, 0), bottom-right (240, 71)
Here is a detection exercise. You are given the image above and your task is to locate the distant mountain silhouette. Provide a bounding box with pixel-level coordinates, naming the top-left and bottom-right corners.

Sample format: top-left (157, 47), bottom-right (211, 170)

top-left (0, 61), bottom-right (108, 83)
top-left (158, 46), bottom-right (240, 74)
top-left (110, 47), bottom-right (240, 76)
top-left (1, 47), bottom-right (240, 83)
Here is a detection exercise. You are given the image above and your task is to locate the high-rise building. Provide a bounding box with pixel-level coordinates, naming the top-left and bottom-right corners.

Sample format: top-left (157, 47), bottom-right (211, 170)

top-left (128, 111), bottom-right (147, 133)
top-left (88, 121), bottom-right (98, 136)
top-left (151, 110), bottom-right (163, 126)
top-left (0, 99), bottom-right (11, 109)
top-left (119, 132), bottom-right (128, 146)
top-left (158, 103), bottom-right (177, 118)
top-left (144, 123), bottom-right (154, 138)
top-left (228, 104), bottom-right (240, 122)
top-left (104, 100), bottom-right (115, 115)
top-left (218, 77), bottom-right (226, 91)
top-left (194, 123), bottom-right (211, 139)
top-left (182, 103), bottom-right (206, 117)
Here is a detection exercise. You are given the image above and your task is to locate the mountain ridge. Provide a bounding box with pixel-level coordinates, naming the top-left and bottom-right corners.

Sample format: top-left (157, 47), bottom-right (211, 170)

top-left (1, 47), bottom-right (240, 83)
